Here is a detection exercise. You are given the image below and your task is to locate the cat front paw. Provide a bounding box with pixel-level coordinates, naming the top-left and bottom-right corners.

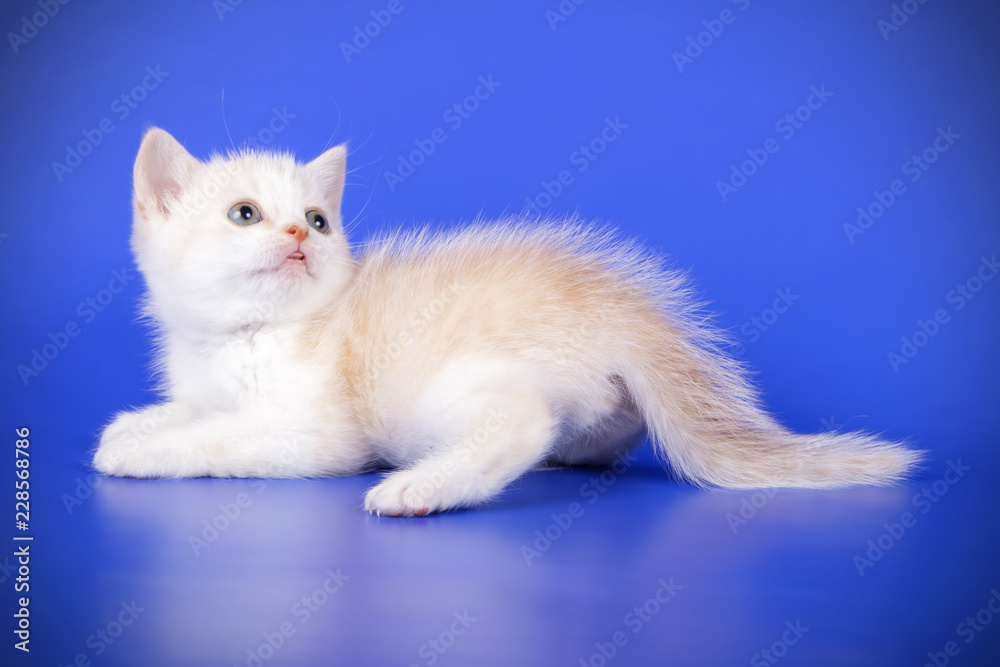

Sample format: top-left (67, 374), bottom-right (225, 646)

top-left (364, 470), bottom-right (447, 517)
top-left (92, 439), bottom-right (133, 477)
top-left (93, 405), bottom-right (179, 477)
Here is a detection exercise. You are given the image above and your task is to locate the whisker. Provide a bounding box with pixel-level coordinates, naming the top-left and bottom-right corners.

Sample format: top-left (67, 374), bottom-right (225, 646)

top-left (343, 180), bottom-right (378, 237)
top-left (345, 148), bottom-right (385, 175)
top-left (346, 124), bottom-right (378, 156)
top-left (345, 211), bottom-right (381, 239)
top-left (221, 89), bottom-right (236, 150)
top-left (321, 97), bottom-right (343, 153)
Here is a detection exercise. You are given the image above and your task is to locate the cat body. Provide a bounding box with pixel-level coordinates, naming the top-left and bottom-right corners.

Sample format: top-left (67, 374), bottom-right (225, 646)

top-left (93, 129), bottom-right (921, 516)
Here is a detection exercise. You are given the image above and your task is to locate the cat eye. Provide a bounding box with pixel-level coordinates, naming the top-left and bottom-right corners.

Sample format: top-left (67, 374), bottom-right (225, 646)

top-left (306, 210), bottom-right (331, 235)
top-left (227, 202), bottom-right (262, 226)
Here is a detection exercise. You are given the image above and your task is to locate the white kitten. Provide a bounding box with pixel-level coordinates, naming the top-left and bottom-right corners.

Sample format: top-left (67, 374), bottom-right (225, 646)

top-left (93, 128), bottom-right (922, 516)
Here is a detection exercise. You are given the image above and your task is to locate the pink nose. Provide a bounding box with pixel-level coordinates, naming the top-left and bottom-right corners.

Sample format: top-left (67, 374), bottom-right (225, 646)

top-left (286, 225), bottom-right (307, 242)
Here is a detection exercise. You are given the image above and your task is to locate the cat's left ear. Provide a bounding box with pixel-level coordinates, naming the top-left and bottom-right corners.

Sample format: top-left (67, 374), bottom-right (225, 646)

top-left (304, 144), bottom-right (347, 219)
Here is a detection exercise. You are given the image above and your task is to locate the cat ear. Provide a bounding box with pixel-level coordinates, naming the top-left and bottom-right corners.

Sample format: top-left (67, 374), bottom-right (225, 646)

top-left (304, 144), bottom-right (347, 218)
top-left (133, 127), bottom-right (199, 220)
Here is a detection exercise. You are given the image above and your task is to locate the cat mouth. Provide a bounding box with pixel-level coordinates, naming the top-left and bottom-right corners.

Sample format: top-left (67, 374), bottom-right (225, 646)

top-left (272, 249), bottom-right (310, 276)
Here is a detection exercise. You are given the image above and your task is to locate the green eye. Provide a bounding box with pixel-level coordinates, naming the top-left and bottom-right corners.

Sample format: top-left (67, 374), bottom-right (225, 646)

top-left (228, 202), bottom-right (261, 226)
top-left (306, 210), bottom-right (330, 235)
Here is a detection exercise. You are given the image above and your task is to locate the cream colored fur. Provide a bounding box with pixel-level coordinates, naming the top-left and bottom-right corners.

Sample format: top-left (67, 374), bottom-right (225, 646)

top-left (93, 128), bottom-right (922, 516)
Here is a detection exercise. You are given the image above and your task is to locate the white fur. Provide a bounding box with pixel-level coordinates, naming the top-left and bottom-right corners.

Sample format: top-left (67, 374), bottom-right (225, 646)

top-left (93, 128), bottom-right (923, 516)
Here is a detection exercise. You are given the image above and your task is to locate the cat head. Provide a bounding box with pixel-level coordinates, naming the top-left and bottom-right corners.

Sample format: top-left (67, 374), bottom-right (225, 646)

top-left (131, 128), bottom-right (353, 332)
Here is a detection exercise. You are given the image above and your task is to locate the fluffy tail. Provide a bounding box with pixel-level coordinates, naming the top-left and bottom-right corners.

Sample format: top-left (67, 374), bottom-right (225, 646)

top-left (622, 316), bottom-right (922, 489)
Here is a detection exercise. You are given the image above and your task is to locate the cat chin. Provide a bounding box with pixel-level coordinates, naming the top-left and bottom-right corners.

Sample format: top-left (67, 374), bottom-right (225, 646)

top-left (150, 267), bottom-right (342, 331)
top-left (254, 271), bottom-right (350, 320)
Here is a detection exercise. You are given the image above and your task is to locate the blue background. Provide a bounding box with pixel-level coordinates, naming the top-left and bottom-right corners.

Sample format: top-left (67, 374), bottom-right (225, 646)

top-left (2, 0), bottom-right (998, 665)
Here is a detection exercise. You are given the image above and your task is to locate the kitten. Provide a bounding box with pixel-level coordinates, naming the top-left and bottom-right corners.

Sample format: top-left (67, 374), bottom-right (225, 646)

top-left (93, 128), bottom-right (922, 517)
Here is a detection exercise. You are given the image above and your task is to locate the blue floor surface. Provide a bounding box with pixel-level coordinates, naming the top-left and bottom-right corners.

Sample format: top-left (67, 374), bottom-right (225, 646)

top-left (17, 444), bottom-right (1000, 667)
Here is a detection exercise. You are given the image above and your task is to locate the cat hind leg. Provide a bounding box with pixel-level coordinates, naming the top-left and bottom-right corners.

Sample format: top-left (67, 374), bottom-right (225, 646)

top-left (364, 367), bottom-right (556, 517)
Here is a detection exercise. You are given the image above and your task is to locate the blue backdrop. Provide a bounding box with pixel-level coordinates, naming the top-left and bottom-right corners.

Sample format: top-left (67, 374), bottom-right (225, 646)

top-left (2, 1), bottom-right (998, 666)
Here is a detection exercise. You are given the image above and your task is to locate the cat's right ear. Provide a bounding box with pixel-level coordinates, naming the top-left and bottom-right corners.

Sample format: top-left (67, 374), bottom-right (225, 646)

top-left (133, 127), bottom-right (199, 221)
